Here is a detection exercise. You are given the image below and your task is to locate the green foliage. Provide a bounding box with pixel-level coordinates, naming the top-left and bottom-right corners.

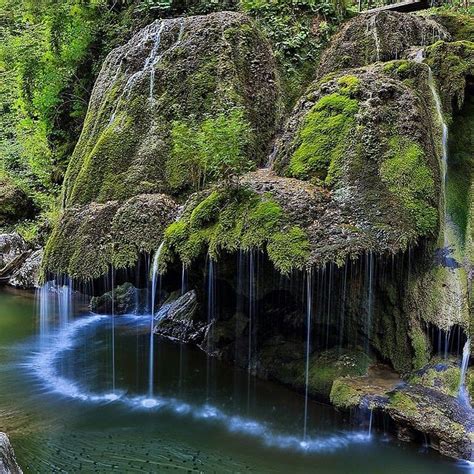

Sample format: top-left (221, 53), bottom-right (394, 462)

top-left (162, 188), bottom-right (310, 273)
top-left (380, 137), bottom-right (437, 236)
top-left (240, 0), bottom-right (347, 107)
top-left (288, 91), bottom-right (358, 183)
top-left (167, 108), bottom-right (254, 191)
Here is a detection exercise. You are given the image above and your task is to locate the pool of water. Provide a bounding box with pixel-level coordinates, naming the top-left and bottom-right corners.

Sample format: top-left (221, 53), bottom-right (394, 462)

top-left (0, 288), bottom-right (470, 473)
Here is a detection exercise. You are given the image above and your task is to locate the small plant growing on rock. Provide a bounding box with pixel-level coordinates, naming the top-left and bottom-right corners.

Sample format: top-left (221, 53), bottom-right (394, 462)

top-left (168, 108), bottom-right (254, 191)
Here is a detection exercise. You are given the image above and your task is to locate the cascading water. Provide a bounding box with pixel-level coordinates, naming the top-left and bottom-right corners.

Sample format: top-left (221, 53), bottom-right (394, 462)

top-left (458, 339), bottom-right (472, 408)
top-left (147, 242), bottom-right (164, 404)
top-left (206, 256), bottom-right (216, 400)
top-left (110, 267), bottom-right (116, 392)
top-left (303, 270), bottom-right (313, 442)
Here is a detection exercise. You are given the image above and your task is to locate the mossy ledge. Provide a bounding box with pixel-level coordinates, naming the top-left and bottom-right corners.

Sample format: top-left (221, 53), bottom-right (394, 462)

top-left (43, 194), bottom-right (178, 280)
top-left (160, 185), bottom-right (310, 275)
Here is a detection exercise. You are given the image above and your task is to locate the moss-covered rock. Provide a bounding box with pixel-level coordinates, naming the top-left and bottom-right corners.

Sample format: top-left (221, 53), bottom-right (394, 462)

top-left (160, 179), bottom-right (310, 274)
top-left (428, 10), bottom-right (474, 42)
top-left (331, 364), bottom-right (473, 460)
top-left (62, 12), bottom-right (281, 206)
top-left (425, 40), bottom-right (474, 113)
top-left (317, 11), bottom-right (449, 78)
top-left (0, 175), bottom-right (35, 227)
top-left (272, 68), bottom-right (440, 266)
top-left (43, 194), bottom-right (177, 279)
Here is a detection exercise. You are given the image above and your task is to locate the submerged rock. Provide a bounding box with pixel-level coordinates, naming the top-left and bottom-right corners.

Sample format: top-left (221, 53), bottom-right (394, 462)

top-left (0, 432), bottom-right (22, 473)
top-left (154, 290), bottom-right (207, 344)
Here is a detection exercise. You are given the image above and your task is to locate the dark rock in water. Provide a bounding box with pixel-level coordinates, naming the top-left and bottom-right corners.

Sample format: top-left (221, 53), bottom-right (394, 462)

top-left (154, 290), bottom-right (207, 344)
top-left (91, 282), bottom-right (146, 314)
top-left (0, 432), bottom-right (22, 473)
top-left (8, 249), bottom-right (43, 289)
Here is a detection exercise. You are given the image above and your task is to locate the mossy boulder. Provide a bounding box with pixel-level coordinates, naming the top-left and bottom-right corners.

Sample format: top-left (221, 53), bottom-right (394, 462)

top-left (317, 11), bottom-right (449, 78)
top-left (43, 194), bottom-right (177, 279)
top-left (425, 40), bottom-right (474, 114)
top-left (62, 11), bottom-right (280, 206)
top-left (428, 10), bottom-right (474, 42)
top-left (331, 364), bottom-right (474, 460)
top-left (272, 67), bottom-right (440, 266)
top-left (0, 176), bottom-right (35, 227)
top-left (160, 175), bottom-right (311, 274)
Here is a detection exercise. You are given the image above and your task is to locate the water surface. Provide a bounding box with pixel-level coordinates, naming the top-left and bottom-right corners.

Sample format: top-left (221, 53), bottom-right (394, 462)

top-left (0, 289), bottom-right (468, 473)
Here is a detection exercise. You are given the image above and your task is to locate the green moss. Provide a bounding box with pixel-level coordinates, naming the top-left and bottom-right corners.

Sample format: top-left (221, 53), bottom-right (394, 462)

top-left (337, 75), bottom-right (360, 95)
top-left (288, 92), bottom-right (358, 184)
top-left (410, 327), bottom-right (430, 370)
top-left (389, 392), bottom-right (418, 416)
top-left (447, 93), bottom-right (474, 247)
top-left (429, 10), bottom-right (474, 42)
top-left (162, 188), bottom-right (310, 274)
top-left (380, 136), bottom-right (437, 236)
top-left (266, 226), bottom-right (310, 274)
top-left (413, 365), bottom-right (462, 397)
top-left (425, 40), bottom-right (474, 112)
top-left (330, 379), bottom-right (362, 408)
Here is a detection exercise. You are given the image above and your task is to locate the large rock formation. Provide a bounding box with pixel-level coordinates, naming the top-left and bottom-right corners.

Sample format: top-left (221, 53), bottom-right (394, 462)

top-left (43, 11), bottom-right (281, 280)
top-left (0, 433), bottom-right (22, 473)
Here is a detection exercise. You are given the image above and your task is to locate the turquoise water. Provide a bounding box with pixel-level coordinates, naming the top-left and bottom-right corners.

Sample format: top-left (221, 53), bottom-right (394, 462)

top-left (0, 288), bottom-right (468, 473)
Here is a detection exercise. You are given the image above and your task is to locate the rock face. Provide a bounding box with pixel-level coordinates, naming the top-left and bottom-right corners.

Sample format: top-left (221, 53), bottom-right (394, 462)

top-left (43, 11), bottom-right (281, 280)
top-left (0, 433), bottom-right (22, 474)
top-left (272, 64), bottom-right (439, 265)
top-left (317, 11), bottom-right (449, 78)
top-left (153, 290), bottom-right (207, 344)
top-left (44, 194), bottom-right (178, 279)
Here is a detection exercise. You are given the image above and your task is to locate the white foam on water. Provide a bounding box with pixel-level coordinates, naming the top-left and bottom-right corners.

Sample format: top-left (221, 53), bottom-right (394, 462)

top-left (27, 313), bottom-right (370, 455)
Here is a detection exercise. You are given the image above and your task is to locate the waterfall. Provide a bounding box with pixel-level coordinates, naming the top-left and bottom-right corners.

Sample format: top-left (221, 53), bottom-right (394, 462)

top-left (206, 256), bottom-right (216, 401)
top-left (368, 16), bottom-right (381, 62)
top-left (38, 281), bottom-right (54, 347)
top-left (303, 270), bottom-right (313, 442)
top-left (248, 251), bottom-right (255, 373)
top-left (181, 264), bottom-right (187, 296)
top-left (458, 339), bottom-right (472, 408)
top-left (365, 252), bottom-right (374, 353)
top-left (148, 242), bottom-right (164, 401)
top-left (110, 268), bottom-right (116, 392)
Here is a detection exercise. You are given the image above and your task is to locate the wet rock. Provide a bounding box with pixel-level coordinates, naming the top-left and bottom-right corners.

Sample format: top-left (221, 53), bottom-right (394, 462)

top-left (317, 11), bottom-right (449, 78)
top-left (8, 249), bottom-right (43, 289)
top-left (0, 432), bottom-right (22, 474)
top-left (90, 282), bottom-right (146, 314)
top-left (330, 364), bottom-right (474, 461)
top-left (154, 290), bottom-right (207, 344)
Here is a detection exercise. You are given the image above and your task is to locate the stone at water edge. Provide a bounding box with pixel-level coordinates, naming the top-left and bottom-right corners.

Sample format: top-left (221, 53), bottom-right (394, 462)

top-left (0, 234), bottom-right (28, 269)
top-left (8, 249), bottom-right (43, 289)
top-left (0, 433), bottom-right (22, 474)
